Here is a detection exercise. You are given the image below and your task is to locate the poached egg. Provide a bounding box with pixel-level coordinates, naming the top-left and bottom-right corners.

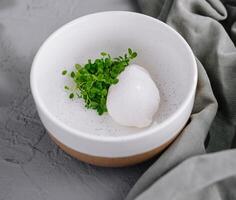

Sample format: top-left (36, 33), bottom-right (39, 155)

top-left (107, 64), bottom-right (160, 128)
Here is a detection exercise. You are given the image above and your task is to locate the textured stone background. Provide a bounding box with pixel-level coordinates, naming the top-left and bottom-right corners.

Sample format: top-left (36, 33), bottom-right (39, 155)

top-left (0, 1), bottom-right (152, 199)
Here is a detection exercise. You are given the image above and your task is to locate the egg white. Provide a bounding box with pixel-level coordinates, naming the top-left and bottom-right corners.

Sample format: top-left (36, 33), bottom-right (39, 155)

top-left (107, 64), bottom-right (160, 128)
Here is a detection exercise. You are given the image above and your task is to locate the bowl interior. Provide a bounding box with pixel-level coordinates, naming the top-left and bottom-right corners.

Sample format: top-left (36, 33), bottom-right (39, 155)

top-left (32, 12), bottom-right (195, 138)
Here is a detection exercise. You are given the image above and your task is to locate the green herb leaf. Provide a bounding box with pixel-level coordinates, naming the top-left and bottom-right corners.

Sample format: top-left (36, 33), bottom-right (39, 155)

top-left (75, 64), bottom-right (81, 70)
top-left (131, 52), bottom-right (137, 58)
top-left (128, 48), bottom-right (132, 55)
top-left (101, 52), bottom-right (107, 56)
top-left (62, 70), bottom-right (67, 75)
top-left (69, 93), bottom-right (74, 99)
top-left (71, 71), bottom-right (75, 78)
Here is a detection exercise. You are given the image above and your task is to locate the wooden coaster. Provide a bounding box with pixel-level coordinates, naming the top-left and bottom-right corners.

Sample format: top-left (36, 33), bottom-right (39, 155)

top-left (49, 133), bottom-right (177, 167)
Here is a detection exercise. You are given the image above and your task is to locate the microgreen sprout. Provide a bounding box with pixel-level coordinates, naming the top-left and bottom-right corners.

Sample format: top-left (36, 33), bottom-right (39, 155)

top-left (62, 48), bottom-right (137, 115)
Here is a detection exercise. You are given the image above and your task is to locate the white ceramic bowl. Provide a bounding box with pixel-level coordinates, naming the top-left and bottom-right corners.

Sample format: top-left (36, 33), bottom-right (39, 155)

top-left (31, 11), bottom-right (197, 166)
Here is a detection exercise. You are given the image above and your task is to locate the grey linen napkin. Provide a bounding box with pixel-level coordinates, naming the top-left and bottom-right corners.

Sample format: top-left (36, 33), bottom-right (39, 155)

top-left (126, 0), bottom-right (236, 199)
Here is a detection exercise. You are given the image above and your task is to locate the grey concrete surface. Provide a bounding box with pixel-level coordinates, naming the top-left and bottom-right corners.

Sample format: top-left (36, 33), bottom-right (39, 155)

top-left (0, 1), bottom-right (151, 199)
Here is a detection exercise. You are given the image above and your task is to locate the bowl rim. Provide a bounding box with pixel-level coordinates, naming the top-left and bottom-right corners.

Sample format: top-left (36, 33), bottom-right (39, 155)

top-left (30, 11), bottom-right (197, 143)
